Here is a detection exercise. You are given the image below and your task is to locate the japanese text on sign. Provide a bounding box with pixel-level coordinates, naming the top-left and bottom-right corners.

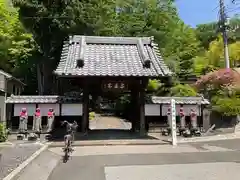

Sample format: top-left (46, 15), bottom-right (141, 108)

top-left (102, 81), bottom-right (127, 90)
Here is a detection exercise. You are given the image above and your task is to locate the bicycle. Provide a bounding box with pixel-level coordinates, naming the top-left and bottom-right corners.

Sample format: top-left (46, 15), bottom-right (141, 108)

top-left (61, 120), bottom-right (78, 162)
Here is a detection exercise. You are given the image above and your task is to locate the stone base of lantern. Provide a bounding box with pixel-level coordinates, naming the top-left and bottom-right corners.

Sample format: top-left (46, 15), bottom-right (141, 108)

top-left (162, 129), bottom-right (170, 136)
top-left (179, 128), bottom-right (186, 135)
top-left (17, 134), bottom-right (24, 140)
top-left (45, 133), bottom-right (52, 141)
top-left (191, 129), bottom-right (201, 136)
top-left (182, 129), bottom-right (192, 137)
top-left (28, 133), bottom-right (38, 141)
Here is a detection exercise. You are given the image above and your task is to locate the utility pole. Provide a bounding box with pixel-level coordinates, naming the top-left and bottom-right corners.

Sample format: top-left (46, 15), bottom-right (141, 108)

top-left (219, 0), bottom-right (230, 68)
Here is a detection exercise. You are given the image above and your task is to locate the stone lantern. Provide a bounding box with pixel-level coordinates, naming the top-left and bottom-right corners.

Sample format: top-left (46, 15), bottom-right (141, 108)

top-left (190, 108), bottom-right (197, 130)
top-left (33, 108), bottom-right (42, 132)
top-left (19, 108), bottom-right (28, 133)
top-left (179, 107), bottom-right (186, 131)
top-left (47, 108), bottom-right (55, 133)
top-left (162, 106), bottom-right (172, 136)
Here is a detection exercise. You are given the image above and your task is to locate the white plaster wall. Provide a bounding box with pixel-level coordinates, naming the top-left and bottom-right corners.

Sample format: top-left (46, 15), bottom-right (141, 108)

top-left (145, 104), bottom-right (160, 116)
top-left (14, 104), bottom-right (36, 116)
top-left (61, 104), bottom-right (83, 116)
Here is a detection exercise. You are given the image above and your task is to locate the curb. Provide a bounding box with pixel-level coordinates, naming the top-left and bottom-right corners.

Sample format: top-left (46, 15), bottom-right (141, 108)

top-left (177, 133), bottom-right (240, 143)
top-left (3, 142), bottom-right (52, 180)
top-left (0, 141), bottom-right (14, 147)
top-left (49, 140), bottom-right (171, 147)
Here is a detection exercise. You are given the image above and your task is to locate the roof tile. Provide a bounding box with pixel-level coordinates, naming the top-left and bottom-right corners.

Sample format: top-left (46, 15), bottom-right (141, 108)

top-left (5, 95), bottom-right (82, 104)
top-left (54, 36), bottom-right (172, 77)
top-left (151, 96), bottom-right (210, 105)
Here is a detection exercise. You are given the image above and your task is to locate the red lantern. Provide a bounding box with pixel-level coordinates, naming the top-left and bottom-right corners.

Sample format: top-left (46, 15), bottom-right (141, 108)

top-left (179, 107), bottom-right (184, 117)
top-left (167, 107), bottom-right (171, 115)
top-left (47, 108), bottom-right (54, 117)
top-left (190, 109), bottom-right (196, 118)
top-left (35, 108), bottom-right (41, 117)
top-left (20, 108), bottom-right (27, 117)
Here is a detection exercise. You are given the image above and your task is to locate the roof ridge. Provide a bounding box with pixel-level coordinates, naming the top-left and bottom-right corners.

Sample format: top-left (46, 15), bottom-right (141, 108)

top-left (71, 35), bottom-right (152, 45)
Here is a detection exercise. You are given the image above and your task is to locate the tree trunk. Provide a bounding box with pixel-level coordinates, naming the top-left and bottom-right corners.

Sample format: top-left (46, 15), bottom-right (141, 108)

top-left (42, 61), bottom-right (54, 95)
top-left (37, 63), bottom-right (44, 95)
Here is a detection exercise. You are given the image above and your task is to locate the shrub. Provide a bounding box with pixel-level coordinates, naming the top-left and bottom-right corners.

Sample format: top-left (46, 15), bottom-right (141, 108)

top-left (147, 79), bottom-right (161, 92)
top-left (212, 97), bottom-right (240, 116)
top-left (115, 94), bottom-right (131, 117)
top-left (0, 122), bottom-right (7, 142)
top-left (170, 84), bottom-right (197, 97)
top-left (89, 112), bottom-right (95, 120)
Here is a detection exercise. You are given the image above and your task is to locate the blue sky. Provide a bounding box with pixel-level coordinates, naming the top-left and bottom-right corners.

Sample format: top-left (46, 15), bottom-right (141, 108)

top-left (175, 0), bottom-right (238, 27)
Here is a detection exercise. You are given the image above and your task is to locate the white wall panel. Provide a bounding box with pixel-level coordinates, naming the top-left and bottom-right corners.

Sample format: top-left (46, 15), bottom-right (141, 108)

top-left (38, 104), bottom-right (60, 116)
top-left (61, 104), bottom-right (82, 116)
top-left (14, 104), bottom-right (36, 116)
top-left (145, 104), bottom-right (160, 116)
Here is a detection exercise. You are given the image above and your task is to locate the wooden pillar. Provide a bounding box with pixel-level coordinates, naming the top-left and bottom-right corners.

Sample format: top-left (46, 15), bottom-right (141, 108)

top-left (82, 81), bottom-right (89, 134)
top-left (139, 79), bottom-right (146, 136)
top-left (202, 107), bottom-right (211, 131)
top-left (58, 78), bottom-right (64, 95)
top-left (130, 88), bottom-right (138, 132)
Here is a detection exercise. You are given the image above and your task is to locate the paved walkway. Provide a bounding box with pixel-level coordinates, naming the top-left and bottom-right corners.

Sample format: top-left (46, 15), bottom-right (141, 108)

top-left (0, 141), bottom-right (42, 179)
top-left (89, 115), bottom-right (131, 130)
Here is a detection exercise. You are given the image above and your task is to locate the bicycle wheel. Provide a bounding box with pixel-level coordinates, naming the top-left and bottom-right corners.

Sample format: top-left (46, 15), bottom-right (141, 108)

top-left (63, 140), bottom-right (70, 163)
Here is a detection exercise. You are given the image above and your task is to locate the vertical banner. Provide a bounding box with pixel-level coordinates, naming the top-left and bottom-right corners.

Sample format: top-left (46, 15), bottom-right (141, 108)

top-left (171, 99), bottom-right (177, 146)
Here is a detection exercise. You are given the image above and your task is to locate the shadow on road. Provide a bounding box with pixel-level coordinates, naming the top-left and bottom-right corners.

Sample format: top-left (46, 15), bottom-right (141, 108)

top-left (49, 129), bottom-right (159, 142)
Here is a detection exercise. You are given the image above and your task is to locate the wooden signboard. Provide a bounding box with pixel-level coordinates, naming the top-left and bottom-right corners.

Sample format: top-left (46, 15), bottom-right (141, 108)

top-left (102, 81), bottom-right (128, 91)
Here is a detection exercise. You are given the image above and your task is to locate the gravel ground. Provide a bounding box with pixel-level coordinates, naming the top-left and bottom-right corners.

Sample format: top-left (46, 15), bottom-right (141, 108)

top-left (0, 143), bottom-right (42, 179)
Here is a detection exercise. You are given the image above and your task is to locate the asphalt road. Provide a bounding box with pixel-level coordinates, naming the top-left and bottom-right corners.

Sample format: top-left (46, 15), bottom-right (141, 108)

top-left (190, 139), bottom-right (240, 151)
top-left (48, 150), bottom-right (240, 180)
top-left (11, 138), bottom-right (240, 180)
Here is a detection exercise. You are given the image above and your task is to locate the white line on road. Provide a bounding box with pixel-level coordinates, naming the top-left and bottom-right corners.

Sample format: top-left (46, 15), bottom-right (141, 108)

top-left (104, 162), bottom-right (240, 180)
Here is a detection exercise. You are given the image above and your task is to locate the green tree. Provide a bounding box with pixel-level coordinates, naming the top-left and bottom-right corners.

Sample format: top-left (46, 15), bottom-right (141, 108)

top-left (0, 0), bottom-right (36, 86)
top-left (195, 16), bottom-right (240, 49)
top-left (170, 84), bottom-right (197, 97)
top-left (195, 22), bottom-right (218, 49)
top-left (12, 0), bottom-right (122, 94)
top-left (12, 0), bottom-right (186, 94)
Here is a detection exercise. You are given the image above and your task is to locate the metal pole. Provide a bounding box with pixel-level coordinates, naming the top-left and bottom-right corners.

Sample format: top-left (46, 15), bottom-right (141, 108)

top-left (219, 0), bottom-right (230, 68)
top-left (171, 99), bottom-right (177, 146)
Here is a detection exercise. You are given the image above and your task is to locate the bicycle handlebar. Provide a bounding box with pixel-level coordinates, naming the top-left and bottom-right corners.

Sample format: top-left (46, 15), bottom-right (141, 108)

top-left (61, 120), bottom-right (77, 126)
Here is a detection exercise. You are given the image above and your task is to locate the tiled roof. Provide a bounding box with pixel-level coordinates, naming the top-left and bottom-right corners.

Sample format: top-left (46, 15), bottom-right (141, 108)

top-left (54, 36), bottom-right (172, 77)
top-left (151, 96), bottom-right (210, 105)
top-left (5, 95), bottom-right (83, 104)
